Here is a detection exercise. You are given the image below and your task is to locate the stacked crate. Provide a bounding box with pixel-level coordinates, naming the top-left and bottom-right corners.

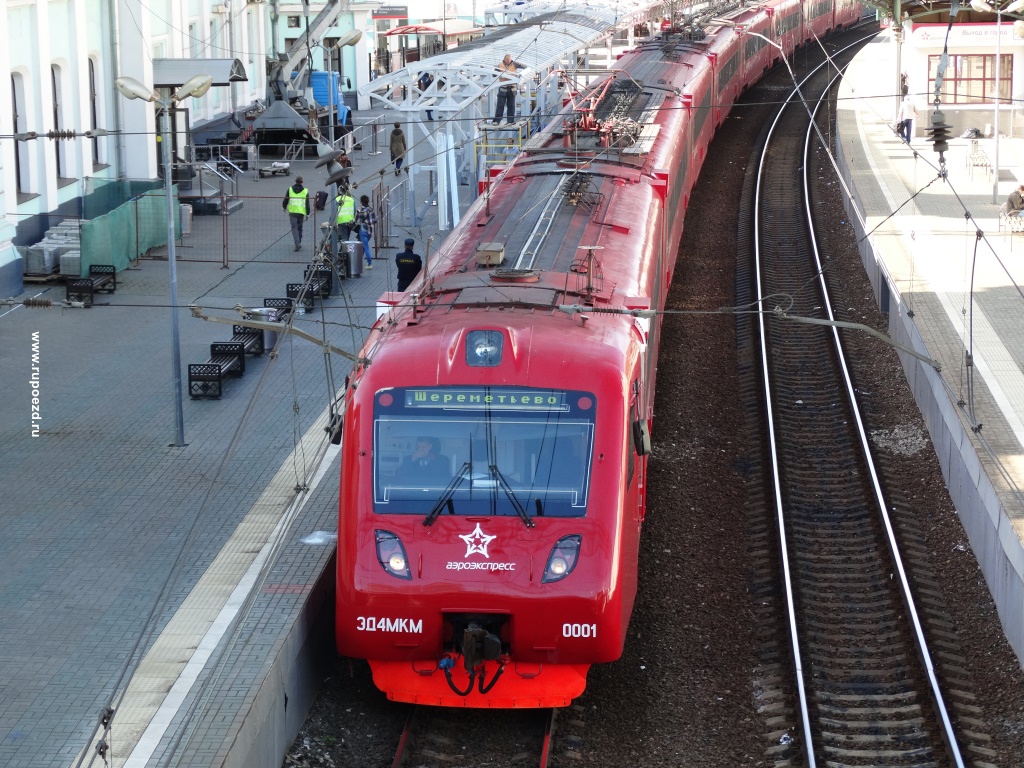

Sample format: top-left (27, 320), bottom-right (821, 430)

top-left (24, 222), bottom-right (82, 276)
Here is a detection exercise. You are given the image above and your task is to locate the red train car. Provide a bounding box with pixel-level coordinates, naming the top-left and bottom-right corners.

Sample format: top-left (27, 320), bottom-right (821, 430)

top-left (716, 6), bottom-right (778, 86)
top-left (772, 0), bottom-right (805, 59)
top-left (835, 0), bottom-right (863, 30)
top-left (336, 4), bottom-right (862, 709)
top-left (708, 30), bottom-right (743, 127)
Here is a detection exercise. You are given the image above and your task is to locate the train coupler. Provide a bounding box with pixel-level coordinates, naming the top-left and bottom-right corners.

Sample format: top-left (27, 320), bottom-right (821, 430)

top-left (461, 622), bottom-right (503, 673)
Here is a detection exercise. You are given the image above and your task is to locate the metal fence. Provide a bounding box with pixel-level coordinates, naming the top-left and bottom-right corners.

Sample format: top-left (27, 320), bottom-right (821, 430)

top-left (158, 186), bottom-right (403, 267)
top-left (14, 182), bottom-right (177, 278)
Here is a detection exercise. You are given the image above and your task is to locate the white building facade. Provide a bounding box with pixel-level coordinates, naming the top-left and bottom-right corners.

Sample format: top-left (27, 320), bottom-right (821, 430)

top-left (1, 0), bottom-right (379, 299)
top-left (899, 19), bottom-right (1024, 138)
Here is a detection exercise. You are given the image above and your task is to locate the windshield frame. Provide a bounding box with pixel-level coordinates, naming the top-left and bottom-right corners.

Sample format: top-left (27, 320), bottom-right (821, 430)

top-left (370, 386), bottom-right (596, 519)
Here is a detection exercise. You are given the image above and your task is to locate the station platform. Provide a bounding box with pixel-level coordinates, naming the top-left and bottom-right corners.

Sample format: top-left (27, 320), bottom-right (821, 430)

top-left (0, 110), bottom-right (468, 768)
top-left (837, 35), bottom-right (1024, 664)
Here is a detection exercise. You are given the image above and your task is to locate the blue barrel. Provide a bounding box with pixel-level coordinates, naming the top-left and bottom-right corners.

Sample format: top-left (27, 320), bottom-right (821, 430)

top-left (310, 71), bottom-right (350, 126)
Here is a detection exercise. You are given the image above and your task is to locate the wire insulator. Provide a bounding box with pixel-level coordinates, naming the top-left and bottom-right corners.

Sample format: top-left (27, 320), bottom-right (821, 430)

top-left (23, 297), bottom-right (53, 308)
top-left (926, 109), bottom-right (953, 157)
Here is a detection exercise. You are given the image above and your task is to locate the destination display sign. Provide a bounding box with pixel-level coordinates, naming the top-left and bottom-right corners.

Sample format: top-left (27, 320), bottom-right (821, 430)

top-left (403, 387), bottom-right (570, 411)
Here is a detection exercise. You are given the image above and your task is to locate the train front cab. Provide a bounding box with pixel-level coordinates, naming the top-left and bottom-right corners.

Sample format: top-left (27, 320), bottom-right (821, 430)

top-left (336, 345), bottom-right (646, 707)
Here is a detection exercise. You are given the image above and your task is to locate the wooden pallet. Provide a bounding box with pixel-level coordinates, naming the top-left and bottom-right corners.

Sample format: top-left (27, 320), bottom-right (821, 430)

top-left (23, 271), bottom-right (65, 284)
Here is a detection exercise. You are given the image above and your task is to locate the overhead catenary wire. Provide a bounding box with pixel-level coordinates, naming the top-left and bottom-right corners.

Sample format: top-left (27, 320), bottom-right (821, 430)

top-left (17, 18), bottom-right (1024, 454)
top-left (797, 17), bottom-right (1024, 515)
top-left (30, 16), bottom-right (1024, 766)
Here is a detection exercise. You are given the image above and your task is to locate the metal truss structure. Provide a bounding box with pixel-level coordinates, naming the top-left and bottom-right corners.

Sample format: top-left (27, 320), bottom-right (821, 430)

top-left (358, 0), bottom-right (663, 232)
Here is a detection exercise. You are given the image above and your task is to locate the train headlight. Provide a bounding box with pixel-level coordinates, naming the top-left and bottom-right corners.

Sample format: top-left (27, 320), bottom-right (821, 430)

top-left (542, 534), bottom-right (582, 583)
top-left (549, 556), bottom-right (570, 576)
top-left (466, 330), bottom-right (503, 367)
top-left (375, 530), bottom-right (412, 580)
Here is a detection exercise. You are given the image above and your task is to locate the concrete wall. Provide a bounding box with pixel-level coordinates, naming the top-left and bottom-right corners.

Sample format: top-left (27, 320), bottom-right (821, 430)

top-left (224, 557), bottom-right (335, 768)
top-left (836, 131), bottom-right (1024, 667)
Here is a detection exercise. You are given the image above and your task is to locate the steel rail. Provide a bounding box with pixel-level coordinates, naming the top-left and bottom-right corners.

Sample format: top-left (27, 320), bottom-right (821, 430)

top-left (753, 29), bottom-right (965, 767)
top-left (800, 65), bottom-right (967, 768)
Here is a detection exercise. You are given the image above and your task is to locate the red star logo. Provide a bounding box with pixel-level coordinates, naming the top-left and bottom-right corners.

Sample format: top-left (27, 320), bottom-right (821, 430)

top-left (459, 523), bottom-right (496, 558)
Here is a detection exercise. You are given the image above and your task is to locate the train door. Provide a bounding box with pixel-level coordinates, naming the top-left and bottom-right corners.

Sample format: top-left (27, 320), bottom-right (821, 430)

top-left (763, 8), bottom-right (779, 68)
top-left (715, 45), bottom-right (741, 126)
top-left (688, 77), bottom-right (714, 181)
top-left (706, 52), bottom-right (720, 127)
top-left (628, 376), bottom-right (651, 528)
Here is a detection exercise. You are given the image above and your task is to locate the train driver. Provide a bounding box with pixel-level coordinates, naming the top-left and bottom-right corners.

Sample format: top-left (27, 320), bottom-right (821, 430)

top-left (399, 436), bottom-right (450, 482)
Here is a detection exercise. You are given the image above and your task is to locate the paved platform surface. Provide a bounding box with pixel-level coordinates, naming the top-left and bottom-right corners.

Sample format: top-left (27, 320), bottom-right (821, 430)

top-left (5, 33), bottom-right (1024, 768)
top-left (0, 107), bottom-right (477, 768)
top-left (837, 35), bottom-right (1024, 665)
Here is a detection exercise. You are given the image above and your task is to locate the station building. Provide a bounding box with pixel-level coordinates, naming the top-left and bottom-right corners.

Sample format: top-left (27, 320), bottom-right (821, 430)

top-left (894, 10), bottom-right (1024, 138)
top-left (0, 0), bottom-right (380, 300)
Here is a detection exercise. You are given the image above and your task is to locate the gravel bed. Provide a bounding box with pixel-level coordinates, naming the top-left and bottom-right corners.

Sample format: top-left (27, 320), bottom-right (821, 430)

top-left (285, 75), bottom-right (1024, 768)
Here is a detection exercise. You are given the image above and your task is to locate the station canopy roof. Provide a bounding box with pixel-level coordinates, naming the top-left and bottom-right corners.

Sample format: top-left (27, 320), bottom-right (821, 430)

top-left (362, 4), bottom-right (651, 113)
top-left (864, 0), bottom-right (1007, 23)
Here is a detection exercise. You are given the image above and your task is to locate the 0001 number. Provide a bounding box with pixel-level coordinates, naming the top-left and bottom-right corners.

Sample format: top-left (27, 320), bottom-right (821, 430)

top-left (562, 623), bottom-right (597, 638)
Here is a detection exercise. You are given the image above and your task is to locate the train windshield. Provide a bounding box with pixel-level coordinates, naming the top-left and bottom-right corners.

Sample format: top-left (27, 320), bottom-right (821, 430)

top-left (371, 386), bottom-right (596, 518)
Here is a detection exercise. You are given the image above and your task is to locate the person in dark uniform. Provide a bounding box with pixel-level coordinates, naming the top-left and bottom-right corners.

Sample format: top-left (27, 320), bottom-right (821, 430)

top-left (399, 436), bottom-right (450, 483)
top-left (396, 237), bottom-right (422, 291)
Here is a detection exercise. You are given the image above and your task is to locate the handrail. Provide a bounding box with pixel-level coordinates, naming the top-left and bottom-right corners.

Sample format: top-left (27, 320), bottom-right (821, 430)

top-left (201, 162), bottom-right (232, 183)
top-left (216, 155), bottom-right (247, 176)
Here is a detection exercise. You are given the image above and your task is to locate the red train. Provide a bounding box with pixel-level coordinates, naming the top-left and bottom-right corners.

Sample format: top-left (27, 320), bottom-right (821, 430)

top-left (336, 0), bottom-right (863, 708)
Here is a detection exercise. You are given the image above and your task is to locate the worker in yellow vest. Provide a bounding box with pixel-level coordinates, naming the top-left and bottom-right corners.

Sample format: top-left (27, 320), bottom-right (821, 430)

top-left (493, 54), bottom-right (524, 125)
top-left (335, 188), bottom-right (356, 241)
top-left (282, 176), bottom-right (310, 251)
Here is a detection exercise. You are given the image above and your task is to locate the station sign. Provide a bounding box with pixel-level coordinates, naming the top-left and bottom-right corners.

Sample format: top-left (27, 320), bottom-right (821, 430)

top-left (911, 22), bottom-right (1020, 48)
top-left (374, 5), bottom-right (409, 19)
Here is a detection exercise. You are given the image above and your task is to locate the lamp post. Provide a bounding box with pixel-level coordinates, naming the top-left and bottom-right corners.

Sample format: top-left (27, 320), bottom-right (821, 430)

top-left (972, 0), bottom-right (1024, 203)
top-left (330, 30), bottom-right (364, 148)
top-left (115, 74), bottom-right (213, 447)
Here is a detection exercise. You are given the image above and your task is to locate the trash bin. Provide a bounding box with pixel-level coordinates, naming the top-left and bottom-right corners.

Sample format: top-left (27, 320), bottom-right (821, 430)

top-left (345, 240), bottom-right (363, 278)
top-left (179, 204), bottom-right (193, 236)
top-left (247, 307), bottom-right (280, 349)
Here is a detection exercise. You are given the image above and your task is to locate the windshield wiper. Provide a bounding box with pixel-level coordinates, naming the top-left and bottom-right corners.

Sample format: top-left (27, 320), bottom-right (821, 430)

top-left (423, 462), bottom-right (471, 527)
top-left (489, 464), bottom-right (534, 528)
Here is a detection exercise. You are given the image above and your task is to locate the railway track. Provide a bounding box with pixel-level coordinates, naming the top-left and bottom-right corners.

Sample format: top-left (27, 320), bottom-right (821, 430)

top-left (736, 32), bottom-right (998, 768)
top-left (391, 705), bottom-right (560, 767)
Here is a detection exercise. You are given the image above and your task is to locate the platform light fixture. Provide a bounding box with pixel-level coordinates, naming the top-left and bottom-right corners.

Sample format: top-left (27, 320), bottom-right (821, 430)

top-left (115, 74), bottom-right (213, 447)
top-left (970, 0), bottom-right (1024, 203)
